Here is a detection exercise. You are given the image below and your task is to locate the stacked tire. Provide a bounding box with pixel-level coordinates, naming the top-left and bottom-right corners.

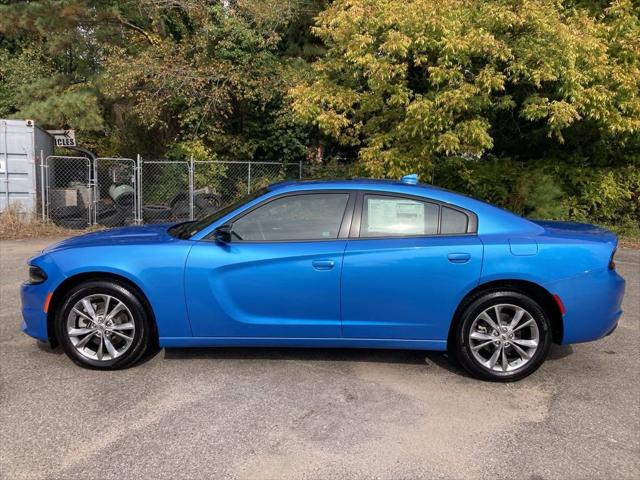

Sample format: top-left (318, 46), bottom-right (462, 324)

top-left (50, 206), bottom-right (90, 229)
top-left (96, 203), bottom-right (125, 228)
top-left (142, 205), bottom-right (172, 224)
top-left (169, 192), bottom-right (220, 221)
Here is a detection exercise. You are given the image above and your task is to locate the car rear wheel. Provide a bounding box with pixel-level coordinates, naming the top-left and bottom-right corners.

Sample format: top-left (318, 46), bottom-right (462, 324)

top-left (453, 291), bottom-right (552, 382)
top-left (55, 281), bottom-right (152, 369)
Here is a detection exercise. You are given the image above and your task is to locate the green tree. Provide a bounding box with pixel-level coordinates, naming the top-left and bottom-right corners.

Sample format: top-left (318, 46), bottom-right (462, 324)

top-left (0, 0), bottom-right (325, 160)
top-left (290, 0), bottom-right (640, 178)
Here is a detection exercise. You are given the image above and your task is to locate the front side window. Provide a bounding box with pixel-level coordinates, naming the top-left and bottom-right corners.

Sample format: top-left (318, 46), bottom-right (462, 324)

top-left (361, 195), bottom-right (439, 237)
top-left (232, 193), bottom-right (350, 241)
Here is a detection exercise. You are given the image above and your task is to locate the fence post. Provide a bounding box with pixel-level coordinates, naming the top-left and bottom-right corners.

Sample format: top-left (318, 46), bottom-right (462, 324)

top-left (92, 158), bottom-right (98, 225)
top-left (1, 121), bottom-right (9, 209)
top-left (299, 161), bottom-right (302, 179)
top-left (132, 158), bottom-right (138, 225)
top-left (40, 150), bottom-right (46, 221)
top-left (136, 154), bottom-right (143, 224)
top-left (247, 162), bottom-right (252, 194)
top-left (189, 155), bottom-right (195, 221)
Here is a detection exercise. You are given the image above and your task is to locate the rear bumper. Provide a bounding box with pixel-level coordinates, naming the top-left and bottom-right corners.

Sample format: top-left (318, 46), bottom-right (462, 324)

top-left (545, 268), bottom-right (625, 344)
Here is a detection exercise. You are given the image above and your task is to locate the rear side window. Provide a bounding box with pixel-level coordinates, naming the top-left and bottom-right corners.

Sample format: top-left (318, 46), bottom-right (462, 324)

top-left (232, 193), bottom-right (349, 241)
top-left (441, 206), bottom-right (469, 234)
top-left (361, 195), bottom-right (439, 237)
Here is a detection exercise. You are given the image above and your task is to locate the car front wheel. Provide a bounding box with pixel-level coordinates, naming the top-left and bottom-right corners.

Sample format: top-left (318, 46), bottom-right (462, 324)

top-left (55, 280), bottom-right (152, 369)
top-left (454, 291), bottom-right (552, 382)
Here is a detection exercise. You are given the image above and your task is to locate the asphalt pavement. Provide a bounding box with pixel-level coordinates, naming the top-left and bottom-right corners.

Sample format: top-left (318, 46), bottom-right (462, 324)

top-left (1, 237), bottom-right (638, 480)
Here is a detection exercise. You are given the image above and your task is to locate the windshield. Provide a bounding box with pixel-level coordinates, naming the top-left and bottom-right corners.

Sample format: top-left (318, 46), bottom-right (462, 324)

top-left (168, 187), bottom-right (269, 239)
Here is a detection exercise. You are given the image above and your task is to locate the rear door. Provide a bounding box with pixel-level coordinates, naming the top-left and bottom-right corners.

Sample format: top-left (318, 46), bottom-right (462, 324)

top-left (186, 191), bottom-right (355, 338)
top-left (341, 192), bottom-right (483, 341)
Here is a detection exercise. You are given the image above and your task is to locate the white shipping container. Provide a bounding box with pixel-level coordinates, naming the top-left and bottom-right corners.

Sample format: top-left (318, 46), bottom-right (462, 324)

top-left (0, 119), bottom-right (54, 219)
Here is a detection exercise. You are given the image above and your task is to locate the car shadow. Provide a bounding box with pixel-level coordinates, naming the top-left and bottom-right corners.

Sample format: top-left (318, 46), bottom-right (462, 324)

top-left (34, 340), bottom-right (574, 376)
top-left (165, 346), bottom-right (433, 366)
top-left (36, 340), bottom-right (63, 355)
top-left (547, 343), bottom-right (574, 361)
top-left (163, 344), bottom-right (574, 377)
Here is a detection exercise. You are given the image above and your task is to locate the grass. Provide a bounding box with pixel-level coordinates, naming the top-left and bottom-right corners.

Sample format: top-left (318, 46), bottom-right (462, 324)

top-left (0, 205), bottom-right (94, 241)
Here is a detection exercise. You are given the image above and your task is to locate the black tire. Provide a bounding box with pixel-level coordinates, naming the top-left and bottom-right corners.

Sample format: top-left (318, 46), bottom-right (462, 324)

top-left (453, 290), bottom-right (552, 382)
top-left (169, 192), bottom-right (190, 208)
top-left (95, 202), bottom-right (115, 215)
top-left (114, 191), bottom-right (135, 208)
top-left (194, 192), bottom-right (220, 211)
top-left (142, 204), bottom-right (171, 223)
top-left (96, 204), bottom-right (125, 227)
top-left (50, 205), bottom-right (87, 220)
top-left (98, 211), bottom-right (125, 228)
top-left (55, 281), bottom-right (153, 369)
top-left (52, 216), bottom-right (89, 229)
top-left (170, 200), bottom-right (191, 220)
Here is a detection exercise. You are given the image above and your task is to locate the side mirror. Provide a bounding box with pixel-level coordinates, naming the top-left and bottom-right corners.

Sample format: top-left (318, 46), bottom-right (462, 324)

top-left (214, 224), bottom-right (232, 243)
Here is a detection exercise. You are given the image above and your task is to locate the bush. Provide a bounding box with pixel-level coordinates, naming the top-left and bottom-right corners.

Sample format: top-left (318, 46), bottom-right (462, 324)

top-left (434, 157), bottom-right (640, 233)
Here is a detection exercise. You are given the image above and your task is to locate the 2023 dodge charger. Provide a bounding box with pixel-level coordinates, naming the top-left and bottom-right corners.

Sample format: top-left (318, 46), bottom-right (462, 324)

top-left (21, 176), bottom-right (625, 381)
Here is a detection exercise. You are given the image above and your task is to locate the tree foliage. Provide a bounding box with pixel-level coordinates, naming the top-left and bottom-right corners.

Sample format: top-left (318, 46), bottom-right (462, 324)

top-left (291, 0), bottom-right (639, 178)
top-left (0, 0), bottom-right (325, 158)
top-left (0, 0), bottom-right (638, 229)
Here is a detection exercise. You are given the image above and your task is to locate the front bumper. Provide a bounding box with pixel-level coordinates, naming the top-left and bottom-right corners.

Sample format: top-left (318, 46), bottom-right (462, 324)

top-left (20, 254), bottom-right (65, 342)
top-left (21, 281), bottom-right (50, 341)
top-left (546, 268), bottom-right (625, 344)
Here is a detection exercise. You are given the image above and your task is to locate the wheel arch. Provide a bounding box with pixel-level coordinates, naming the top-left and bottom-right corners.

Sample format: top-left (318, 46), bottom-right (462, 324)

top-left (448, 279), bottom-right (564, 349)
top-left (46, 272), bottom-right (158, 348)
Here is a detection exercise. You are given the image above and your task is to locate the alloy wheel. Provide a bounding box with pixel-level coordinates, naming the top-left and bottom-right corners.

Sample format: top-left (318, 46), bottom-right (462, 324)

top-left (468, 303), bottom-right (540, 373)
top-left (66, 294), bottom-right (136, 361)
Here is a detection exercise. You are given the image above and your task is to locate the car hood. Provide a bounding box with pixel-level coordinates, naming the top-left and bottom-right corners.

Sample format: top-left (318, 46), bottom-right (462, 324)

top-left (532, 220), bottom-right (617, 245)
top-left (43, 223), bottom-right (176, 253)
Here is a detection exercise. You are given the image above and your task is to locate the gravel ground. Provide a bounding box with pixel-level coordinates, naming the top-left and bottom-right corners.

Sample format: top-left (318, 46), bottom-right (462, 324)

top-left (1, 237), bottom-right (638, 480)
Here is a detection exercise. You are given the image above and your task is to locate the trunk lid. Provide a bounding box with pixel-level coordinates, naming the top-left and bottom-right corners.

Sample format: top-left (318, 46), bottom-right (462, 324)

top-left (532, 220), bottom-right (618, 245)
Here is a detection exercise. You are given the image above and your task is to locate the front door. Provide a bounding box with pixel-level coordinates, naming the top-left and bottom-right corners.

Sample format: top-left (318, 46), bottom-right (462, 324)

top-left (185, 191), bottom-right (353, 338)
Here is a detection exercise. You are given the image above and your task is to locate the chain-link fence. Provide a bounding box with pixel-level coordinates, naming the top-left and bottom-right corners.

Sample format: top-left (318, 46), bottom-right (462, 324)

top-left (139, 160), bottom-right (190, 224)
top-left (44, 156), bottom-right (92, 228)
top-left (94, 157), bottom-right (137, 227)
top-left (39, 157), bottom-right (302, 228)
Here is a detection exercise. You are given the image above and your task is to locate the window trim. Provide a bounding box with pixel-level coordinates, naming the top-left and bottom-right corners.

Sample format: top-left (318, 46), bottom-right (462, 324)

top-left (204, 190), bottom-right (356, 243)
top-left (351, 191), bottom-right (478, 239)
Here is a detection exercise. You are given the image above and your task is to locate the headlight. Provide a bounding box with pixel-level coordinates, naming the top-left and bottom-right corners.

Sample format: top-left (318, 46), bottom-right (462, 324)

top-left (28, 265), bottom-right (47, 284)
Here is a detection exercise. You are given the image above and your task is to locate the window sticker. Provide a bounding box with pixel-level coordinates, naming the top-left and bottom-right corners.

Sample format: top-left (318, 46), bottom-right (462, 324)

top-left (367, 198), bottom-right (425, 234)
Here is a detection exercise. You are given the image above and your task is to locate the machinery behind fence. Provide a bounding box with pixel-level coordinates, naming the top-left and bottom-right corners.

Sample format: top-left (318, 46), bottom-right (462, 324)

top-left (41, 156), bottom-right (302, 228)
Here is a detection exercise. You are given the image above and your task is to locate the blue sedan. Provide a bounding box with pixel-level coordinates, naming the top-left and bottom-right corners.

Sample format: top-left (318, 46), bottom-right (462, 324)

top-left (21, 176), bottom-right (625, 381)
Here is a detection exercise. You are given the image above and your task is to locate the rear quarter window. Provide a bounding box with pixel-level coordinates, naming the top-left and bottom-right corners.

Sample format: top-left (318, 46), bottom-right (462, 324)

top-left (441, 207), bottom-right (469, 234)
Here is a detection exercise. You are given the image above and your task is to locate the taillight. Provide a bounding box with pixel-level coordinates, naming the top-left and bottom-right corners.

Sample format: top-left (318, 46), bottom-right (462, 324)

top-left (609, 249), bottom-right (616, 270)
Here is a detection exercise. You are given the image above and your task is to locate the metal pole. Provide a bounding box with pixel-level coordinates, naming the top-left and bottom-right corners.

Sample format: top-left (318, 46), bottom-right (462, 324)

top-left (299, 161), bottom-right (302, 179)
top-left (92, 158), bottom-right (97, 225)
top-left (44, 157), bottom-right (49, 222)
top-left (1, 121), bottom-right (9, 209)
top-left (189, 155), bottom-right (195, 220)
top-left (247, 162), bottom-right (252, 194)
top-left (40, 150), bottom-right (46, 221)
top-left (132, 158), bottom-right (138, 225)
top-left (137, 154), bottom-right (142, 224)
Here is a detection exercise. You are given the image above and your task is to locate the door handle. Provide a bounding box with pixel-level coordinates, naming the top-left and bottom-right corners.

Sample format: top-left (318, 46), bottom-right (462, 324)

top-left (312, 259), bottom-right (335, 270)
top-left (448, 253), bottom-right (471, 263)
